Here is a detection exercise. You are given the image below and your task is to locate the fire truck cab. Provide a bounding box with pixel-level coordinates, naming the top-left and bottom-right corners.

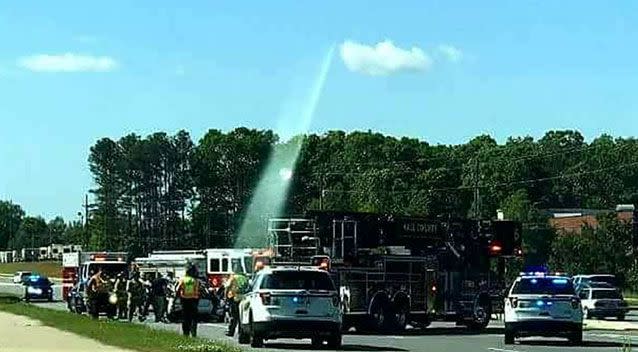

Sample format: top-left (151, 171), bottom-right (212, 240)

top-left (205, 248), bottom-right (253, 288)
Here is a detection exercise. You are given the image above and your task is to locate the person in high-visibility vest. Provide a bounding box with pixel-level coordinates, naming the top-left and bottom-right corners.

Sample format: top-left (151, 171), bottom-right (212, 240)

top-left (176, 264), bottom-right (201, 337)
top-left (225, 271), bottom-right (248, 336)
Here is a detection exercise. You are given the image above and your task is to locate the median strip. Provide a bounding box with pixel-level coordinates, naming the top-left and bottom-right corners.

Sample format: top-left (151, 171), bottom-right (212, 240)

top-left (0, 294), bottom-right (241, 352)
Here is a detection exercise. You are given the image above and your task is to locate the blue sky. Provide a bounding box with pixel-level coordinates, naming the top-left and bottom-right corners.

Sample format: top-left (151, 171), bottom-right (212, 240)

top-left (1, 1), bottom-right (638, 220)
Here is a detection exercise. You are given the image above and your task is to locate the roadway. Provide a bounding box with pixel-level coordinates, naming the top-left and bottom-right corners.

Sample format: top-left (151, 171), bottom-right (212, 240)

top-left (1, 279), bottom-right (638, 352)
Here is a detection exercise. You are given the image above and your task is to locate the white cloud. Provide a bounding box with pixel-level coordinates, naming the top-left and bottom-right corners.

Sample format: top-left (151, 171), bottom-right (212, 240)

top-left (339, 40), bottom-right (431, 76)
top-left (17, 53), bottom-right (118, 72)
top-left (437, 44), bottom-right (463, 63)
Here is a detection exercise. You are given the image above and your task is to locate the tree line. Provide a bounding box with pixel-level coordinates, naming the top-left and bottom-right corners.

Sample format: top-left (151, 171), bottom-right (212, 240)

top-left (2, 128), bottom-right (638, 267)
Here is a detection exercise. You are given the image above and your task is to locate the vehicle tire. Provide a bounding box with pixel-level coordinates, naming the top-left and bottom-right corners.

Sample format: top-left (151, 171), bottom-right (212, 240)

top-left (327, 332), bottom-right (342, 349)
top-left (618, 314), bottom-right (626, 321)
top-left (48, 295), bottom-right (53, 302)
top-left (569, 328), bottom-right (583, 346)
top-left (391, 302), bottom-right (409, 331)
top-left (67, 298), bottom-right (75, 313)
top-left (311, 337), bottom-right (324, 348)
top-left (249, 314), bottom-right (264, 348)
top-left (504, 330), bottom-right (515, 345)
top-left (238, 324), bottom-right (250, 345)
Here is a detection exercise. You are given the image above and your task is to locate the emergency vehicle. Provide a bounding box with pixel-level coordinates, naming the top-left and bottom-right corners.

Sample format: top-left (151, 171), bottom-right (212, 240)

top-left (62, 252), bottom-right (129, 300)
top-left (262, 211), bottom-right (523, 332)
top-left (205, 248), bottom-right (253, 289)
top-left (504, 272), bottom-right (583, 344)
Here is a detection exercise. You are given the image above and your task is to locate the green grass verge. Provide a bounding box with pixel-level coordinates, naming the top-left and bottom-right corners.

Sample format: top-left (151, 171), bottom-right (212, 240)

top-left (0, 294), bottom-right (240, 352)
top-left (0, 261), bottom-right (62, 278)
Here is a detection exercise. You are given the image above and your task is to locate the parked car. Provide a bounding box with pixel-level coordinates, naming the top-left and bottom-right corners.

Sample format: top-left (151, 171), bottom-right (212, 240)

top-left (13, 271), bottom-right (32, 284)
top-left (23, 275), bottom-right (54, 302)
top-left (573, 274), bottom-right (618, 292)
top-left (579, 286), bottom-right (629, 320)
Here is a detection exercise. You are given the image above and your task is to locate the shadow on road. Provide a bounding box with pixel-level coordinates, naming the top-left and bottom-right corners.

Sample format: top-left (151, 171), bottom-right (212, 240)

top-left (264, 343), bottom-right (408, 351)
top-left (518, 340), bottom-right (625, 348)
top-left (347, 327), bottom-right (504, 337)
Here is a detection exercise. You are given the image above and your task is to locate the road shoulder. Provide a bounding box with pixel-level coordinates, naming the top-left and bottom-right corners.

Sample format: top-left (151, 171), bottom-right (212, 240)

top-left (0, 310), bottom-right (134, 352)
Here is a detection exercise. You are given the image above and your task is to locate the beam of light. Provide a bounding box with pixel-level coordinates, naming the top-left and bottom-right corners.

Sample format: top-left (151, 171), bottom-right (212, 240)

top-left (235, 44), bottom-right (335, 248)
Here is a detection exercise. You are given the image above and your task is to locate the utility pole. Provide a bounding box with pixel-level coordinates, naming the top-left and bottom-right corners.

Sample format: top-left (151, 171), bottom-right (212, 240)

top-left (473, 156), bottom-right (481, 219)
top-left (84, 194), bottom-right (89, 246)
top-left (319, 173), bottom-right (325, 210)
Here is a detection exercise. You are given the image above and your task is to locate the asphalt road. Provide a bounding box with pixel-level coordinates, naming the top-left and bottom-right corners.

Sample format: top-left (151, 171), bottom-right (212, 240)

top-left (2, 279), bottom-right (638, 352)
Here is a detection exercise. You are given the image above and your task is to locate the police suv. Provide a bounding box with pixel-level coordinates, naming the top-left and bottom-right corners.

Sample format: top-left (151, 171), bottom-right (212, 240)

top-left (238, 266), bottom-right (342, 348)
top-left (504, 273), bottom-right (583, 345)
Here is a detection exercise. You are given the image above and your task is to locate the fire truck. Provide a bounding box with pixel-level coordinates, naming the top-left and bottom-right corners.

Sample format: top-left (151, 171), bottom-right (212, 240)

top-left (264, 211), bottom-right (522, 332)
top-left (62, 252), bottom-right (128, 314)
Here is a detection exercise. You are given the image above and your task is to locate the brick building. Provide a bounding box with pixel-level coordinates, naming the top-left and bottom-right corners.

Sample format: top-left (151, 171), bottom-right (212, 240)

top-left (547, 204), bottom-right (636, 235)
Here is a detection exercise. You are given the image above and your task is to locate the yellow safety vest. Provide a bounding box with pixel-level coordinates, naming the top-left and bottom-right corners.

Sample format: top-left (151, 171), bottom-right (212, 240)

top-left (180, 276), bottom-right (200, 299)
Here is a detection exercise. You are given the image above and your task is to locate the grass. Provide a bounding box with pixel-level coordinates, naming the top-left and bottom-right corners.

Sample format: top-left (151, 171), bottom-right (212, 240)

top-left (0, 294), bottom-right (240, 352)
top-left (0, 261), bottom-right (62, 278)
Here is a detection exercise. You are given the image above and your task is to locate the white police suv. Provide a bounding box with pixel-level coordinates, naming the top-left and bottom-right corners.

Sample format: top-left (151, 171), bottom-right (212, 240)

top-left (238, 266), bottom-right (342, 348)
top-left (504, 273), bottom-right (583, 345)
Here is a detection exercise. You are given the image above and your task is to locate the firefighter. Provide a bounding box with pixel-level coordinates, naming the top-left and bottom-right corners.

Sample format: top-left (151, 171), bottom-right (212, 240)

top-left (86, 267), bottom-right (107, 320)
top-left (126, 271), bottom-right (145, 322)
top-left (225, 270), bottom-right (248, 336)
top-left (176, 264), bottom-right (201, 337)
top-left (151, 273), bottom-right (169, 323)
top-left (114, 271), bottom-right (128, 319)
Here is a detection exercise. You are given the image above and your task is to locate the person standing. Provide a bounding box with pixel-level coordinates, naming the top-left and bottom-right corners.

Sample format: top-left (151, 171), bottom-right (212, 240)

top-left (86, 267), bottom-right (106, 320)
top-left (114, 271), bottom-right (128, 320)
top-left (151, 273), bottom-right (169, 322)
top-left (126, 271), bottom-right (145, 322)
top-left (225, 271), bottom-right (248, 337)
top-left (176, 264), bottom-right (201, 337)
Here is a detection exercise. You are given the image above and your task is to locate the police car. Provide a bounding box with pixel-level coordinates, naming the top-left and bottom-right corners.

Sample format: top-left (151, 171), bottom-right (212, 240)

top-left (237, 266), bottom-right (342, 348)
top-left (504, 272), bottom-right (583, 345)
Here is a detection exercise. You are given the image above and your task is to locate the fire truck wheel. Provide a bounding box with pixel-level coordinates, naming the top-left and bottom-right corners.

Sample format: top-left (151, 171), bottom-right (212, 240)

top-left (368, 299), bottom-right (390, 332)
top-left (468, 303), bottom-right (490, 330)
top-left (391, 303), bottom-right (409, 331)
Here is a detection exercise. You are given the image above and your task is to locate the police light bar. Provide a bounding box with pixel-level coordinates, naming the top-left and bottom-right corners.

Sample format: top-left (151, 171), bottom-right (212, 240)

top-left (519, 271), bottom-right (547, 277)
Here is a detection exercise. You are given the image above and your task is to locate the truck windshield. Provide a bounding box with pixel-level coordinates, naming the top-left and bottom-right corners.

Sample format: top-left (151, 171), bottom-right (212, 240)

top-left (261, 271), bottom-right (335, 291)
top-left (588, 276), bottom-right (617, 286)
top-left (88, 263), bottom-right (128, 279)
top-left (511, 277), bottom-right (575, 295)
top-left (592, 290), bottom-right (622, 299)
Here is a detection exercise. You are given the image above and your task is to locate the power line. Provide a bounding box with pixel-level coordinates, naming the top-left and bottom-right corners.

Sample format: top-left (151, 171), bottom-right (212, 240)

top-left (321, 161), bottom-right (638, 196)
top-left (320, 144), bottom-right (630, 174)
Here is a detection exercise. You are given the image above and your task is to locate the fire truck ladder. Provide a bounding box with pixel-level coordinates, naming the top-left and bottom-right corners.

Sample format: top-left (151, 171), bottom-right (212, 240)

top-left (267, 218), bottom-right (320, 260)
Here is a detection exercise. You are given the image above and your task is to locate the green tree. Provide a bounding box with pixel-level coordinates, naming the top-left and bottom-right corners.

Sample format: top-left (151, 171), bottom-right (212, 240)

top-left (0, 200), bottom-right (24, 249)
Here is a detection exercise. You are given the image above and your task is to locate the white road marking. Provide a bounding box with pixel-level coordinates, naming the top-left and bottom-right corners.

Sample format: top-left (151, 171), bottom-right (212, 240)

top-left (588, 332), bottom-right (635, 340)
top-left (487, 348), bottom-right (522, 352)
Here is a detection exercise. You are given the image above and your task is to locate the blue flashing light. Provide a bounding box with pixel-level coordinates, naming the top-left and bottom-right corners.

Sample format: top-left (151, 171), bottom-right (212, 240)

top-left (552, 278), bottom-right (568, 285)
top-left (292, 297), bottom-right (299, 303)
top-left (547, 302), bottom-right (553, 306)
top-left (530, 279), bottom-right (538, 284)
top-left (535, 300), bottom-right (545, 307)
top-left (28, 275), bottom-right (41, 282)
